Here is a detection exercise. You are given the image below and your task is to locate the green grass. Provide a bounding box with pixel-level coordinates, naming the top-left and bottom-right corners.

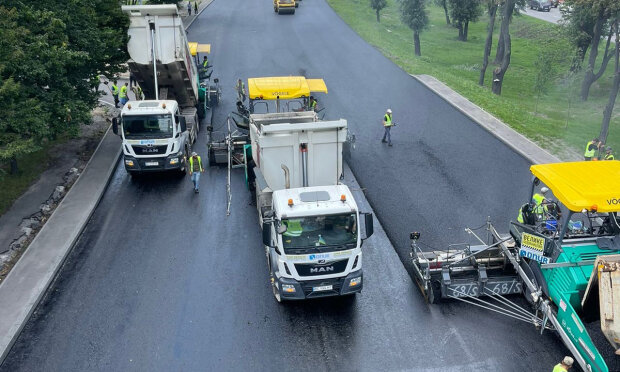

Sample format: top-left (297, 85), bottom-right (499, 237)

top-left (0, 141), bottom-right (59, 216)
top-left (327, 0), bottom-right (619, 160)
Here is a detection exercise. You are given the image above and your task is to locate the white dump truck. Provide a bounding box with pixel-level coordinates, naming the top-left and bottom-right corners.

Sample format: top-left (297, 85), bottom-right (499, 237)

top-left (243, 77), bottom-right (374, 302)
top-left (113, 5), bottom-right (217, 175)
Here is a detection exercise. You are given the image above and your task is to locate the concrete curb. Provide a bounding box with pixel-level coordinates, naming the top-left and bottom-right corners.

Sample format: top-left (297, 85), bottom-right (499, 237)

top-left (411, 74), bottom-right (560, 165)
top-left (0, 127), bottom-right (121, 363)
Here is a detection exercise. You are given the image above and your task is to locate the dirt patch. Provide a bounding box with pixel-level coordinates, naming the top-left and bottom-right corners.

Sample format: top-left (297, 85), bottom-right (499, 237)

top-left (0, 105), bottom-right (117, 283)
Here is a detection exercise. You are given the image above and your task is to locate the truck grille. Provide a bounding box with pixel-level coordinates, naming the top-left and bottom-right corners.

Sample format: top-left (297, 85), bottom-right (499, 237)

top-left (294, 259), bottom-right (348, 277)
top-left (132, 145), bottom-right (168, 155)
top-left (301, 278), bottom-right (345, 297)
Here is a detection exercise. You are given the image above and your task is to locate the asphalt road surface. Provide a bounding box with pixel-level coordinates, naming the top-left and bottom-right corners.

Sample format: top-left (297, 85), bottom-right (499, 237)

top-left (2, 0), bottom-right (571, 371)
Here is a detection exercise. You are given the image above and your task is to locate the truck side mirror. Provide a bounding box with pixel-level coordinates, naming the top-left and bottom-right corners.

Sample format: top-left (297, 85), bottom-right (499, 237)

top-left (262, 222), bottom-right (272, 247)
top-left (179, 116), bottom-right (187, 132)
top-left (112, 117), bottom-right (119, 135)
top-left (364, 213), bottom-right (374, 239)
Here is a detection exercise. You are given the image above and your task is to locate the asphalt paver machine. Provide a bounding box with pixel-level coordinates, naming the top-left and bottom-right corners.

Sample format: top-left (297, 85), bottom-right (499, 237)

top-left (207, 76), bottom-right (330, 215)
top-left (411, 161), bottom-right (620, 371)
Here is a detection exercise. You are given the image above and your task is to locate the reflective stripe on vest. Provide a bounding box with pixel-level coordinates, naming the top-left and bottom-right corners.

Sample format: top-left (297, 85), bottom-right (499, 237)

top-left (189, 156), bottom-right (202, 172)
top-left (584, 141), bottom-right (596, 158)
top-left (120, 86), bottom-right (127, 99)
top-left (203, 59), bottom-right (208, 68)
top-left (605, 154), bottom-right (615, 160)
top-left (384, 114), bottom-right (392, 126)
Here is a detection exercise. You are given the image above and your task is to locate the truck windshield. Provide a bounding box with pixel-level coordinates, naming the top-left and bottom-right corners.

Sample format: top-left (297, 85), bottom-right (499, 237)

top-left (281, 213), bottom-right (357, 253)
top-left (122, 114), bottom-right (173, 139)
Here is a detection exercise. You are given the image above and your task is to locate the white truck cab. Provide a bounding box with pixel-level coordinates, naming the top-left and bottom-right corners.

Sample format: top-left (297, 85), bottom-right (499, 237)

top-left (114, 100), bottom-right (195, 174)
top-left (262, 185), bottom-right (373, 301)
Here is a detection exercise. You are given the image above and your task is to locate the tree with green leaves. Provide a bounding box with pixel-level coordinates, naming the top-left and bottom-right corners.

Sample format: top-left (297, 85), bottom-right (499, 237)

top-left (479, 0), bottom-right (499, 85)
top-left (492, 0), bottom-right (516, 95)
top-left (598, 17), bottom-right (619, 143)
top-left (560, 2), bottom-right (596, 71)
top-left (399, 0), bottom-right (429, 56)
top-left (370, 0), bottom-right (388, 22)
top-left (0, 1), bottom-right (129, 173)
top-left (448, 0), bottom-right (483, 41)
top-left (568, 0), bottom-right (620, 101)
top-left (434, 0), bottom-right (451, 24)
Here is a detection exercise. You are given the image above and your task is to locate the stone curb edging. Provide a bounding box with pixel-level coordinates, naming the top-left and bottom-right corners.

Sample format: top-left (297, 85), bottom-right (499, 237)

top-left (412, 74), bottom-right (560, 165)
top-left (0, 127), bottom-right (122, 364)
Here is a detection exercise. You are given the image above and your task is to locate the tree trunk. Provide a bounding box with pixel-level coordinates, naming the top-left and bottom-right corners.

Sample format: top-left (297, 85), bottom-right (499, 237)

top-left (599, 26), bottom-right (619, 143)
top-left (492, 0), bottom-right (515, 95)
top-left (443, 0), bottom-right (451, 25)
top-left (414, 30), bottom-right (421, 56)
top-left (580, 13), bottom-right (614, 101)
top-left (463, 21), bottom-right (469, 42)
top-left (457, 22), bottom-right (464, 41)
top-left (10, 157), bottom-right (18, 175)
top-left (494, 28), bottom-right (505, 64)
top-left (480, 3), bottom-right (498, 86)
top-left (376, 9), bottom-right (380, 23)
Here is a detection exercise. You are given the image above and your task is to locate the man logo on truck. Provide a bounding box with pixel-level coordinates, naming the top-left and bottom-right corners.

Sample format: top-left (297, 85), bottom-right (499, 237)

top-left (310, 266), bottom-right (334, 273)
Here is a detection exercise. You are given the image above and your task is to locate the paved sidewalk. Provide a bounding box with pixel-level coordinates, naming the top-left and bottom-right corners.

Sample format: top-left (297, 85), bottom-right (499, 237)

top-left (413, 74), bottom-right (561, 165)
top-left (0, 128), bottom-right (121, 362)
top-left (183, 0), bottom-right (215, 29)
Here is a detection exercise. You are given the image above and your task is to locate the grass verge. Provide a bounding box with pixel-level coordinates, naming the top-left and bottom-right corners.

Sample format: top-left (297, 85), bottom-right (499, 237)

top-left (0, 143), bottom-right (57, 216)
top-left (327, 0), bottom-right (618, 160)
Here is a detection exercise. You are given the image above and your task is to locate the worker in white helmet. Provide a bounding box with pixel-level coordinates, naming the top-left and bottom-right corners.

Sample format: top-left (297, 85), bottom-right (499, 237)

top-left (552, 356), bottom-right (573, 371)
top-left (381, 108), bottom-right (394, 146)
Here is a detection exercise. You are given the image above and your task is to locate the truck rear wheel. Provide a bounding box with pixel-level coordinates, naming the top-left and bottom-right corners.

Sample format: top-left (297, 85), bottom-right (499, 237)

top-left (208, 146), bottom-right (216, 166)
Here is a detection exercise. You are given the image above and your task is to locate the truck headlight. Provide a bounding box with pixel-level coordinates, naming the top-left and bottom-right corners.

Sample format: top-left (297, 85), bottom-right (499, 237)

top-left (125, 159), bottom-right (135, 167)
top-left (282, 284), bottom-right (296, 293)
top-left (349, 276), bottom-right (362, 287)
top-left (169, 157), bottom-right (179, 165)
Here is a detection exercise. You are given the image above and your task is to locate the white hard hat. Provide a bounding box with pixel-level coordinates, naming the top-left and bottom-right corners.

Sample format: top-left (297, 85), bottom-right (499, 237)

top-left (563, 356), bottom-right (574, 366)
top-left (387, 109), bottom-right (392, 113)
top-left (541, 187), bottom-right (549, 194)
top-left (191, 152), bottom-right (197, 156)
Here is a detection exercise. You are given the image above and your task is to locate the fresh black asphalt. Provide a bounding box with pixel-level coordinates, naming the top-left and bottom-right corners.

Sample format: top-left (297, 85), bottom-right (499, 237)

top-left (2, 0), bottom-right (571, 370)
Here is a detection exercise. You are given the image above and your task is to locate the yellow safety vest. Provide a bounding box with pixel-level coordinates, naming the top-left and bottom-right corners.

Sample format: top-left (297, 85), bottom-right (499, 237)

top-left (605, 153), bottom-right (615, 160)
top-left (552, 364), bottom-right (567, 372)
top-left (120, 85), bottom-right (127, 99)
top-left (584, 141), bottom-right (596, 158)
top-left (384, 114), bottom-right (392, 127)
top-left (111, 84), bottom-right (119, 96)
top-left (189, 156), bottom-right (202, 172)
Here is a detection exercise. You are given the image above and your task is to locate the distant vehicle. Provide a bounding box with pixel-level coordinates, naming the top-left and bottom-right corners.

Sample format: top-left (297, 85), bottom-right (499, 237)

top-left (530, 0), bottom-right (551, 11)
top-left (274, 0), bottom-right (295, 14)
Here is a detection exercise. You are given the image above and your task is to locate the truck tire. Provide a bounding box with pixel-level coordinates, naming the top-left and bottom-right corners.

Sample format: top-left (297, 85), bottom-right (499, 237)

top-left (272, 279), bottom-right (282, 303)
top-left (208, 146), bottom-right (216, 166)
top-left (208, 87), bottom-right (219, 106)
top-left (197, 102), bottom-right (206, 119)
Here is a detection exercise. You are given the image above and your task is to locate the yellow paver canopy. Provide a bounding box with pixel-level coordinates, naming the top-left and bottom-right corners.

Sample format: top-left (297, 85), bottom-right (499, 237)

top-left (530, 161), bottom-right (620, 213)
top-left (248, 76), bottom-right (328, 100)
top-left (188, 42), bottom-right (211, 56)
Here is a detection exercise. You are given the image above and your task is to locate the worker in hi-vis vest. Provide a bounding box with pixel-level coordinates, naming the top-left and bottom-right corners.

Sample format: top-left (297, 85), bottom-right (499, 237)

top-left (381, 108), bottom-right (394, 147)
top-left (188, 152), bottom-right (205, 193)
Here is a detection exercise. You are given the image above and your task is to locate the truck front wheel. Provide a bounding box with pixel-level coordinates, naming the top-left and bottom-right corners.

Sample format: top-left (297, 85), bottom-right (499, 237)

top-left (271, 277), bottom-right (282, 303)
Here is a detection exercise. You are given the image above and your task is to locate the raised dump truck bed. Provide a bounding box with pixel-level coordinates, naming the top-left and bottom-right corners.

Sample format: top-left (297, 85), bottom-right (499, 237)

top-left (123, 5), bottom-right (199, 107)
